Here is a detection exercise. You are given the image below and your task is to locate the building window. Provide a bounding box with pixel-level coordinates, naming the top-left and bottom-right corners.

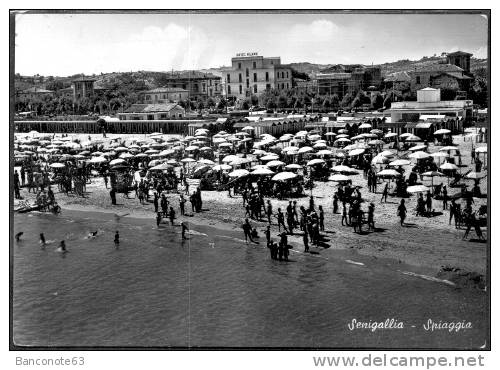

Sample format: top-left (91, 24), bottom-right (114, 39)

top-left (182, 84), bottom-right (187, 90)
top-left (246, 68), bottom-right (249, 77)
top-left (286, 83), bottom-right (289, 89)
top-left (227, 74), bottom-right (230, 83)
top-left (238, 62), bottom-right (242, 69)
top-left (246, 79), bottom-right (249, 88)
top-left (239, 73), bottom-right (242, 83)
top-left (215, 83), bottom-right (218, 91)
top-left (265, 72), bottom-right (269, 82)
top-left (266, 84), bottom-right (271, 90)
top-left (202, 83), bottom-right (206, 92)
top-left (253, 73), bottom-right (257, 82)
top-left (286, 71), bottom-right (289, 78)
top-left (253, 61), bottom-right (256, 69)
top-left (228, 86), bottom-right (231, 94)
top-left (254, 84), bottom-right (257, 93)
top-left (239, 85), bottom-right (242, 94)
top-left (209, 80), bottom-right (212, 86)
top-left (416, 76), bottom-right (421, 84)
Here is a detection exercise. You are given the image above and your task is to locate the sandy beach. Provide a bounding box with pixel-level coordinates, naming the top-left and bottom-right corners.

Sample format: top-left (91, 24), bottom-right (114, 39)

top-left (14, 132), bottom-right (488, 279)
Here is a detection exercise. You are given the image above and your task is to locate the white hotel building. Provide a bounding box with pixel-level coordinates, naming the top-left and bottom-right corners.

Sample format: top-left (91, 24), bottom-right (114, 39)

top-left (224, 53), bottom-right (293, 99)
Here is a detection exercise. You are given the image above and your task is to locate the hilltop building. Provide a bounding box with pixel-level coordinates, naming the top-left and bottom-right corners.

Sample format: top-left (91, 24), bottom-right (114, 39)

top-left (16, 87), bottom-right (54, 103)
top-left (314, 65), bottom-right (382, 98)
top-left (72, 77), bottom-right (96, 103)
top-left (161, 71), bottom-right (222, 99)
top-left (141, 87), bottom-right (189, 103)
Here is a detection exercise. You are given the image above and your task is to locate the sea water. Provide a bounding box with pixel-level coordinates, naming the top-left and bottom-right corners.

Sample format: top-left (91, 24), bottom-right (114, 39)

top-left (13, 210), bottom-right (487, 348)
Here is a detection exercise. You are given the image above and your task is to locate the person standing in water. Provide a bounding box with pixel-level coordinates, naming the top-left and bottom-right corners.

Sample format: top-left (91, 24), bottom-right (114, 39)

top-left (169, 206), bottom-right (176, 226)
top-left (39, 233), bottom-right (46, 246)
top-left (181, 222), bottom-right (189, 240)
top-left (114, 231), bottom-right (120, 247)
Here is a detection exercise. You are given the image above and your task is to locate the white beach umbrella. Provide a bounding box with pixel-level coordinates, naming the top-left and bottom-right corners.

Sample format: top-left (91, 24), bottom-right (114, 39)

top-left (271, 172), bottom-right (297, 181)
top-left (251, 167), bottom-right (275, 176)
top-left (110, 158), bottom-right (127, 166)
top-left (409, 151), bottom-right (431, 159)
top-left (348, 148), bottom-right (365, 156)
top-left (434, 129), bottom-right (451, 135)
top-left (222, 155), bottom-right (240, 163)
top-left (389, 159), bottom-right (411, 166)
top-left (440, 162), bottom-right (459, 171)
top-left (377, 169), bottom-right (401, 178)
top-left (181, 158), bottom-right (196, 163)
top-left (328, 174), bottom-right (351, 182)
top-left (306, 158), bottom-right (326, 166)
top-left (298, 146), bottom-right (314, 154)
top-left (213, 164), bottom-right (232, 171)
top-left (49, 163), bottom-right (65, 168)
top-left (285, 164), bottom-right (303, 170)
top-left (266, 160), bottom-right (286, 167)
top-left (90, 156), bottom-right (108, 163)
top-left (228, 169), bottom-right (250, 178)
top-left (384, 132), bottom-right (398, 138)
top-left (260, 154), bottom-right (280, 161)
top-left (407, 185), bottom-right (430, 193)
top-left (331, 165), bottom-right (358, 174)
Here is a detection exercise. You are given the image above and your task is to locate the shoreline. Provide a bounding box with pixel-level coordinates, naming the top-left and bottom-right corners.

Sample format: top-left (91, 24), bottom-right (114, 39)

top-left (52, 194), bottom-right (485, 283)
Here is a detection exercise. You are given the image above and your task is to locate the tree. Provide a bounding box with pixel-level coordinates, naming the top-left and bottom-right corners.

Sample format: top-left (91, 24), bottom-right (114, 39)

top-left (217, 98), bottom-right (227, 110)
top-left (331, 94), bottom-right (340, 109)
top-left (266, 98), bottom-right (277, 110)
top-left (341, 92), bottom-right (354, 108)
top-left (206, 97), bottom-right (216, 109)
top-left (277, 95), bottom-right (288, 109)
top-left (197, 100), bottom-right (205, 111)
top-left (241, 99), bottom-right (250, 110)
top-left (250, 94), bottom-right (259, 106)
top-left (370, 93), bottom-right (384, 110)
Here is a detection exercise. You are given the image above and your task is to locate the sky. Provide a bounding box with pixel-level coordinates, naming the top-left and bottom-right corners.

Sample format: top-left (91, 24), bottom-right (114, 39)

top-left (14, 11), bottom-right (489, 77)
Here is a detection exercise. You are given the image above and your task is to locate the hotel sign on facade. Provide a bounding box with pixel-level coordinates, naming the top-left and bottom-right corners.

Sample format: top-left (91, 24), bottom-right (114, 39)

top-left (235, 52), bottom-right (259, 57)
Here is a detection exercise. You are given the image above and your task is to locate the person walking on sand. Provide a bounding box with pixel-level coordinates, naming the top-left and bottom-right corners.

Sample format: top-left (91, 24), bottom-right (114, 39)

top-left (179, 194), bottom-right (186, 216)
top-left (168, 206), bottom-right (176, 226)
top-left (265, 225), bottom-right (271, 247)
top-left (425, 191), bottom-right (433, 214)
top-left (333, 193), bottom-right (339, 214)
top-left (397, 199), bottom-right (407, 226)
top-left (367, 203), bottom-right (375, 231)
top-left (442, 186), bottom-right (448, 210)
top-left (156, 212), bottom-right (162, 227)
top-left (381, 182), bottom-right (389, 203)
top-left (303, 230), bottom-right (309, 253)
top-left (153, 192), bottom-right (159, 213)
top-left (275, 208), bottom-right (288, 233)
top-left (266, 200), bottom-right (273, 225)
top-left (449, 199), bottom-right (457, 226)
top-left (341, 202), bottom-right (349, 226)
top-left (318, 205), bottom-right (325, 231)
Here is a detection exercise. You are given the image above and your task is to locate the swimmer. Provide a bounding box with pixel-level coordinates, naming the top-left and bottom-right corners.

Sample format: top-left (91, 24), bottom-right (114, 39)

top-left (88, 231), bottom-right (98, 238)
top-left (114, 231), bottom-right (120, 246)
top-left (15, 232), bottom-right (23, 242)
top-left (39, 233), bottom-right (46, 245)
top-left (57, 240), bottom-right (67, 253)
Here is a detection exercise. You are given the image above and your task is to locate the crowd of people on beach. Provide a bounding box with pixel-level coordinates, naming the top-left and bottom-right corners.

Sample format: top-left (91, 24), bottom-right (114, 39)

top-left (13, 124), bottom-right (488, 256)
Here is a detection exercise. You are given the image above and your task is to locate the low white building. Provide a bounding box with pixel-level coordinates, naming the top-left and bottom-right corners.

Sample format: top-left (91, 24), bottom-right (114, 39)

top-left (118, 103), bottom-right (185, 120)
